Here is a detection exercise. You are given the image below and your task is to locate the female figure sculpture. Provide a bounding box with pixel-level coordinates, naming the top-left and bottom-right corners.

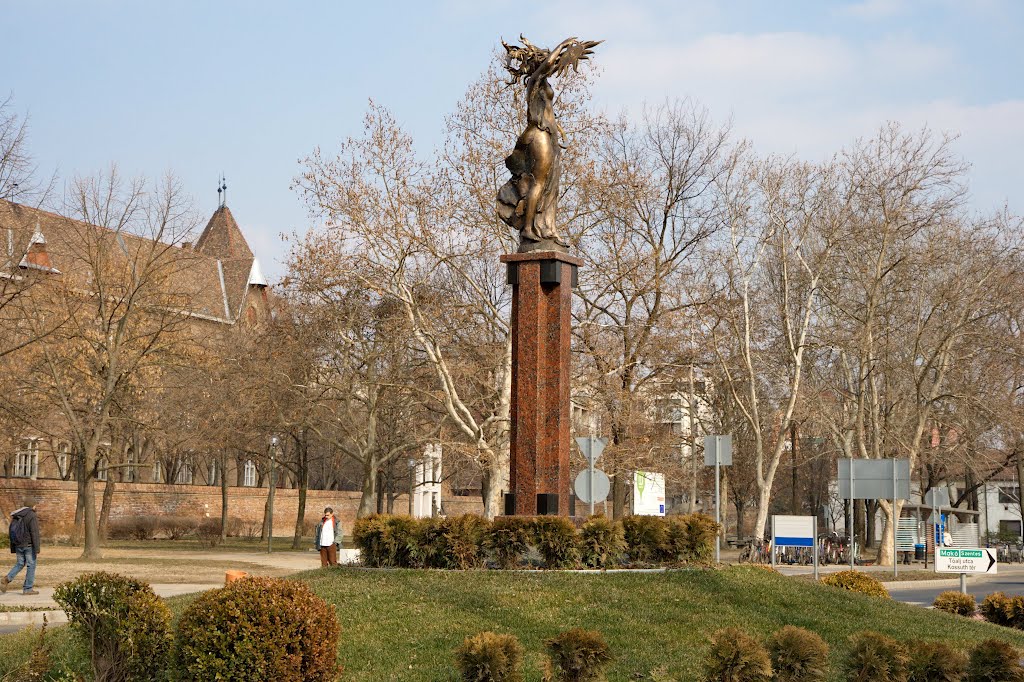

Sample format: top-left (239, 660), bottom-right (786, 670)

top-left (497, 36), bottom-right (599, 250)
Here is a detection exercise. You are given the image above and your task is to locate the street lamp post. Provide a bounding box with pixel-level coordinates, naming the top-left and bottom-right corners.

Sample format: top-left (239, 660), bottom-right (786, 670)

top-left (267, 436), bottom-right (278, 554)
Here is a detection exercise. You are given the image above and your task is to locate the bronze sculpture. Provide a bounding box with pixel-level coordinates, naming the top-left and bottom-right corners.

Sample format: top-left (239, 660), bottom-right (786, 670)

top-left (497, 36), bottom-right (600, 251)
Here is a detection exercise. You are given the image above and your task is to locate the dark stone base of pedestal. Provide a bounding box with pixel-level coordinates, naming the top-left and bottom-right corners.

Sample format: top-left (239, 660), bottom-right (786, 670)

top-left (503, 493), bottom-right (562, 516)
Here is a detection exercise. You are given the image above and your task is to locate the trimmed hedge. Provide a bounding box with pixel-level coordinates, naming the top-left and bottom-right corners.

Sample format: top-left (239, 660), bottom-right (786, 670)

top-left (351, 513), bottom-right (719, 569)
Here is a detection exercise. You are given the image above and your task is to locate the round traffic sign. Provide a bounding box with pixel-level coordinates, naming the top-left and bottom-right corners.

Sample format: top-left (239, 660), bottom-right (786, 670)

top-left (574, 469), bottom-right (610, 504)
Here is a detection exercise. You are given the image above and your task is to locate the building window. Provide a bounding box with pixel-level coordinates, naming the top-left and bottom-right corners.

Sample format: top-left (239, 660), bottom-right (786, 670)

top-left (153, 461), bottom-right (163, 483)
top-left (56, 442), bottom-right (70, 479)
top-left (14, 439), bottom-right (39, 478)
top-left (999, 486), bottom-right (1020, 504)
top-left (243, 460), bottom-right (257, 487)
top-left (124, 449), bottom-right (137, 483)
top-left (1000, 519), bottom-right (1022, 537)
top-left (96, 457), bottom-right (108, 481)
top-left (175, 461), bottom-right (193, 485)
top-left (207, 460), bottom-right (218, 486)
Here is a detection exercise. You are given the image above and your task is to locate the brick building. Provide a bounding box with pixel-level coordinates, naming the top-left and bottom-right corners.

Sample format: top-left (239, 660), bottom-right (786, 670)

top-left (0, 198), bottom-right (272, 485)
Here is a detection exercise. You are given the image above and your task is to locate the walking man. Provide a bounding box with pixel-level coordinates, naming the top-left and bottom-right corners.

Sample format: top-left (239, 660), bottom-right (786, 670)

top-left (2, 497), bottom-right (40, 595)
top-left (314, 507), bottom-right (339, 567)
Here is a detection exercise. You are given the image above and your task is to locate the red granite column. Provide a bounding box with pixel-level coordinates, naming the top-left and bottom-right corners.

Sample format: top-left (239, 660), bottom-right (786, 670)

top-left (500, 251), bottom-right (581, 516)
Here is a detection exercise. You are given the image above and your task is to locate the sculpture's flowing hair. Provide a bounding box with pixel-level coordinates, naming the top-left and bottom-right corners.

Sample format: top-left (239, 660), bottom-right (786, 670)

top-left (501, 35), bottom-right (549, 84)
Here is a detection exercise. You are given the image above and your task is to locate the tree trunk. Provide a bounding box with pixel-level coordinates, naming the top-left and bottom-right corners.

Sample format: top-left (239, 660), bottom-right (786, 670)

top-left (220, 454), bottom-right (229, 542)
top-left (480, 464), bottom-right (501, 520)
top-left (80, 475), bottom-right (101, 560)
top-left (612, 473), bottom-right (627, 520)
top-left (734, 499), bottom-right (746, 540)
top-left (292, 442), bottom-right (309, 549)
top-left (720, 467), bottom-right (730, 540)
top-left (98, 475), bottom-right (116, 540)
top-left (357, 465), bottom-right (378, 518)
top-left (876, 499), bottom-right (902, 566)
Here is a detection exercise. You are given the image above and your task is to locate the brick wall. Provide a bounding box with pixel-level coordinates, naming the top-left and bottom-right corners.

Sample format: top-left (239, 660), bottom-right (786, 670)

top-left (0, 479), bottom-right (485, 538)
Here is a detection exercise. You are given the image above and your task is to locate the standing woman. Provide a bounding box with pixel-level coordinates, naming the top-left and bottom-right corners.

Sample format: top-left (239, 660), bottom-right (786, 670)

top-left (314, 507), bottom-right (339, 567)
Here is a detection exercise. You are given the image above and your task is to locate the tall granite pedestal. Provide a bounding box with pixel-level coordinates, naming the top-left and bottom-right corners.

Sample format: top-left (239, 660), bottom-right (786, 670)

top-left (500, 250), bottom-right (581, 516)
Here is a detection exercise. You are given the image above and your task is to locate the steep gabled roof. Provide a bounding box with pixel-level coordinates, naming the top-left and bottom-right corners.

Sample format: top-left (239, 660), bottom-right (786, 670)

top-left (0, 199), bottom-right (267, 325)
top-left (194, 206), bottom-right (254, 261)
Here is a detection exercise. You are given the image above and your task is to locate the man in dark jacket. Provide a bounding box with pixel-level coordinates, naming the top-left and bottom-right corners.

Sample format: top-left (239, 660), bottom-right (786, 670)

top-left (2, 497), bottom-right (40, 595)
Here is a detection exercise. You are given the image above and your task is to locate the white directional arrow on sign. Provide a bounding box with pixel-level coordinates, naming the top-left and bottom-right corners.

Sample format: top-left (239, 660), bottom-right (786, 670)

top-left (575, 437), bottom-right (608, 465)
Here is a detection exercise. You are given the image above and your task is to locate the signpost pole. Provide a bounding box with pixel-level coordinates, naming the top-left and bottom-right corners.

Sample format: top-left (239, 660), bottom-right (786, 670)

top-left (715, 443), bottom-right (721, 564)
top-left (771, 515), bottom-right (776, 570)
top-left (893, 460), bottom-right (898, 579)
top-left (813, 515), bottom-right (819, 581)
top-left (960, 573), bottom-right (967, 595)
top-left (849, 465), bottom-right (855, 571)
top-left (587, 439), bottom-right (595, 517)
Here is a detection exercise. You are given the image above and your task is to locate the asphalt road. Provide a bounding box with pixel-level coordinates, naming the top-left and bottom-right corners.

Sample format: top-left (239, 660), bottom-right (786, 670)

top-left (889, 574), bottom-right (1024, 606)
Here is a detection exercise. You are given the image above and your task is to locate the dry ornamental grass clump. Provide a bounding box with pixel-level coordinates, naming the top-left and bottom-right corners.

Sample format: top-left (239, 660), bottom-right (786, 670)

top-left (544, 628), bottom-right (613, 682)
top-left (932, 591), bottom-right (976, 617)
top-left (702, 627), bottom-right (772, 682)
top-left (455, 631), bottom-right (524, 682)
top-left (820, 570), bottom-right (890, 599)
top-left (906, 640), bottom-right (967, 682)
top-left (767, 625), bottom-right (829, 682)
top-left (965, 639), bottom-right (1024, 682)
top-left (843, 631), bottom-right (909, 682)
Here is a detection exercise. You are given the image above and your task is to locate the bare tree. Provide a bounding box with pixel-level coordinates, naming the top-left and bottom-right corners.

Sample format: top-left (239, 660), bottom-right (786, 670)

top-left (17, 168), bottom-right (200, 558)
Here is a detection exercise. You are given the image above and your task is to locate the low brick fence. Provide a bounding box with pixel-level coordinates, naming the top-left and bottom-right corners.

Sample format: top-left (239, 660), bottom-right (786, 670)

top-left (0, 478), bottom-right (484, 538)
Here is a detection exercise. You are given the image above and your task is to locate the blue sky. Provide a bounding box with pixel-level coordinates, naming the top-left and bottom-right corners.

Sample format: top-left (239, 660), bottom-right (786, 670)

top-left (3, 0), bottom-right (1021, 279)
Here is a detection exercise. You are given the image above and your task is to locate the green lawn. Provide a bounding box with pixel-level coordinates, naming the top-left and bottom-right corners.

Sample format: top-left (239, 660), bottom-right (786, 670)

top-left (3, 565), bottom-right (1024, 681)
top-left (296, 565), bottom-right (1024, 681)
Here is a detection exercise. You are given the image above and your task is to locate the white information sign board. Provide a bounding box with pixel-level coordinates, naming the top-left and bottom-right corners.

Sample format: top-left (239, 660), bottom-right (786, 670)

top-left (935, 548), bottom-right (997, 575)
top-left (772, 515), bottom-right (815, 548)
top-left (631, 471), bottom-right (666, 516)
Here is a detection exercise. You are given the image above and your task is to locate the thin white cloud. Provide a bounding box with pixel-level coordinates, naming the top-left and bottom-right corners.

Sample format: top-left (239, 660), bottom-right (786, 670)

top-left (838, 0), bottom-right (910, 19)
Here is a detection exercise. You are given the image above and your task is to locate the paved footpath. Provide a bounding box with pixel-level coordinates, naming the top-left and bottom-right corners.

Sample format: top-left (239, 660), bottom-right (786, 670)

top-left (0, 548), bottom-right (360, 630)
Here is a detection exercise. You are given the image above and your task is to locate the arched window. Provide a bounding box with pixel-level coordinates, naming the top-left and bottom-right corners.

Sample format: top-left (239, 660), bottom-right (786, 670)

top-left (243, 460), bottom-right (257, 487)
top-left (56, 442), bottom-right (71, 479)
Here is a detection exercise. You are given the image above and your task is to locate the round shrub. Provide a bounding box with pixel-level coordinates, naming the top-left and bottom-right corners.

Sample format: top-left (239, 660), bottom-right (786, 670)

top-left (485, 517), bottom-right (533, 569)
top-left (843, 631), bottom-right (908, 682)
top-left (767, 625), bottom-right (829, 682)
top-left (980, 592), bottom-right (1014, 627)
top-left (455, 631), bottom-right (524, 682)
top-left (932, 590), bottom-right (976, 617)
top-left (544, 628), bottom-right (613, 682)
top-left (579, 515), bottom-right (624, 569)
top-left (531, 517), bottom-right (581, 569)
top-left (907, 640), bottom-right (967, 682)
top-left (622, 515), bottom-right (669, 563)
top-left (53, 571), bottom-right (173, 682)
top-left (175, 576), bottom-right (340, 682)
top-left (820, 570), bottom-right (890, 599)
top-left (966, 639), bottom-right (1024, 682)
top-left (702, 627), bottom-right (772, 682)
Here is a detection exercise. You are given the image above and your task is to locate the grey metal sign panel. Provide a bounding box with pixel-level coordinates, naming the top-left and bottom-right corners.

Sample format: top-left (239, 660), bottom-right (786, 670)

top-left (574, 469), bottom-right (610, 504)
top-left (837, 458), bottom-right (910, 500)
top-left (575, 437), bottom-right (608, 465)
top-left (703, 435), bottom-right (732, 466)
top-left (923, 488), bottom-right (951, 509)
